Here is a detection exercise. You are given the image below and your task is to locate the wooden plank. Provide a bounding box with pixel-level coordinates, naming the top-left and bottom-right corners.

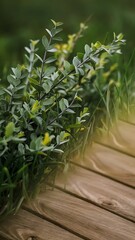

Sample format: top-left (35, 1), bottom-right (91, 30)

top-left (54, 164), bottom-right (135, 222)
top-left (97, 120), bottom-right (135, 157)
top-left (0, 209), bottom-right (82, 240)
top-left (25, 188), bottom-right (135, 240)
top-left (76, 142), bottom-right (135, 187)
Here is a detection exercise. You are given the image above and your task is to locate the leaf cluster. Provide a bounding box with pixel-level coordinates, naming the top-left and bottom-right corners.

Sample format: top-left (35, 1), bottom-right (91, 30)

top-left (0, 20), bottom-right (125, 218)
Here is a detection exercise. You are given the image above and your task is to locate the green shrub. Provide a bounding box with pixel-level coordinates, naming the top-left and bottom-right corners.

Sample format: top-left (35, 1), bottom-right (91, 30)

top-left (0, 20), bottom-right (125, 219)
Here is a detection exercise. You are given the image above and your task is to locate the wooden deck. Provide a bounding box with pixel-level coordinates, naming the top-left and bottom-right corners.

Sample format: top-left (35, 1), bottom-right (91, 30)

top-left (0, 120), bottom-right (135, 240)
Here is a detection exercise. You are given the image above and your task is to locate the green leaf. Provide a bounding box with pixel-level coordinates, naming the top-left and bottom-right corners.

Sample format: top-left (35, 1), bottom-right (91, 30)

top-left (45, 57), bottom-right (56, 64)
top-left (94, 41), bottom-right (102, 49)
top-left (46, 28), bottom-right (52, 37)
top-left (73, 57), bottom-right (81, 67)
top-left (56, 135), bottom-right (60, 145)
top-left (47, 48), bottom-right (57, 53)
top-left (12, 93), bottom-right (24, 99)
top-left (52, 28), bottom-right (63, 37)
top-left (42, 35), bottom-right (49, 49)
top-left (59, 98), bottom-right (69, 111)
top-left (29, 78), bottom-right (39, 86)
top-left (117, 33), bottom-right (124, 41)
top-left (43, 98), bottom-right (54, 106)
top-left (53, 148), bottom-right (64, 153)
top-left (54, 28), bottom-right (63, 35)
top-left (4, 88), bottom-right (12, 96)
top-left (51, 19), bottom-right (63, 27)
top-left (29, 140), bottom-right (36, 151)
top-left (18, 143), bottom-right (25, 155)
top-left (56, 22), bottom-right (63, 27)
top-left (51, 19), bottom-right (57, 27)
top-left (0, 89), bottom-right (4, 95)
top-left (44, 66), bottom-right (56, 77)
top-left (25, 47), bottom-right (31, 53)
top-left (12, 137), bottom-right (26, 143)
top-left (66, 109), bottom-right (75, 114)
top-left (59, 131), bottom-right (65, 141)
top-left (12, 67), bottom-right (21, 78)
top-left (42, 146), bottom-right (54, 152)
top-left (53, 36), bottom-right (63, 41)
top-left (29, 78), bottom-right (43, 92)
top-left (64, 60), bottom-right (71, 72)
top-left (7, 75), bottom-right (21, 87)
top-left (35, 54), bottom-right (43, 63)
top-left (30, 39), bottom-right (39, 47)
top-left (35, 116), bottom-right (43, 126)
top-left (85, 44), bottom-right (91, 55)
top-left (5, 122), bottom-right (15, 138)
top-left (35, 136), bottom-right (42, 150)
top-left (78, 68), bottom-right (84, 76)
top-left (59, 98), bottom-right (65, 111)
top-left (42, 82), bottom-right (52, 93)
top-left (77, 52), bottom-right (84, 60)
top-left (64, 98), bottom-right (69, 108)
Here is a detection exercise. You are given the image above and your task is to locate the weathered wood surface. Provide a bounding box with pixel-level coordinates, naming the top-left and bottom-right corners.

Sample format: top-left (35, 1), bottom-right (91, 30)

top-left (55, 164), bottom-right (135, 222)
top-left (0, 209), bottom-right (82, 240)
top-left (81, 142), bottom-right (135, 187)
top-left (25, 189), bottom-right (135, 240)
top-left (0, 120), bottom-right (135, 240)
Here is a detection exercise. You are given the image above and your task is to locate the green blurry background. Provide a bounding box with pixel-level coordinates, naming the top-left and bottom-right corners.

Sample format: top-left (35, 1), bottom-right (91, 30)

top-left (0, 0), bottom-right (135, 75)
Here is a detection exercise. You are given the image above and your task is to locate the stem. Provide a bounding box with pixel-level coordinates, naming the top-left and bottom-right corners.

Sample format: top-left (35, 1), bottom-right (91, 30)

top-left (7, 95), bottom-right (13, 112)
top-left (40, 56), bottom-right (90, 101)
top-left (48, 96), bottom-right (76, 126)
top-left (25, 51), bottom-right (35, 87)
top-left (40, 37), bottom-right (52, 85)
top-left (40, 47), bottom-right (105, 101)
top-left (39, 37), bottom-right (52, 99)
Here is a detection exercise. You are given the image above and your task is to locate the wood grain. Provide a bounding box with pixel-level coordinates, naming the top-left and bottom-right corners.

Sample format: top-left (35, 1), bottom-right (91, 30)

top-left (1, 119), bottom-right (135, 240)
top-left (97, 120), bottom-right (135, 157)
top-left (76, 142), bottom-right (135, 187)
top-left (54, 164), bottom-right (135, 222)
top-left (25, 188), bottom-right (135, 240)
top-left (0, 209), bottom-right (82, 240)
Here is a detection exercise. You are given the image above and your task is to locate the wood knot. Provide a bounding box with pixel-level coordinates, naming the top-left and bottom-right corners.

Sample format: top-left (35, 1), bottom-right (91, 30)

top-left (99, 197), bottom-right (119, 209)
top-left (27, 237), bottom-right (38, 240)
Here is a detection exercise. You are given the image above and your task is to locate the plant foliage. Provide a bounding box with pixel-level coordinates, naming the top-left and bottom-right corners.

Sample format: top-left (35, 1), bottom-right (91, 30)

top-left (0, 20), bottom-right (125, 219)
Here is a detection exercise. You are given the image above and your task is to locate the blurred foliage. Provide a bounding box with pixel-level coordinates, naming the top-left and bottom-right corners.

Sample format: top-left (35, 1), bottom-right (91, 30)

top-left (0, 0), bottom-right (135, 75)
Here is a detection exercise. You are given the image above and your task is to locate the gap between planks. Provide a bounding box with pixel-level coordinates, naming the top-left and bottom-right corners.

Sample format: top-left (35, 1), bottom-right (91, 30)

top-left (52, 163), bottom-right (135, 223)
top-left (23, 188), bottom-right (135, 240)
top-left (77, 142), bottom-right (135, 188)
top-left (1, 119), bottom-right (135, 240)
top-left (0, 209), bottom-right (83, 240)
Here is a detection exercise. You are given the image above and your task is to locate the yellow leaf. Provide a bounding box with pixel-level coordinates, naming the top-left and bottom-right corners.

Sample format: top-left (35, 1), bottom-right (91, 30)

top-left (110, 63), bottom-right (118, 72)
top-left (63, 132), bottom-right (70, 139)
top-left (103, 71), bottom-right (110, 79)
top-left (75, 95), bottom-right (82, 102)
top-left (30, 40), bottom-right (39, 47)
top-left (42, 133), bottom-right (51, 145)
top-left (5, 122), bottom-right (15, 138)
top-left (17, 131), bottom-right (25, 138)
top-left (55, 44), bottom-right (61, 50)
top-left (31, 100), bottom-right (40, 114)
